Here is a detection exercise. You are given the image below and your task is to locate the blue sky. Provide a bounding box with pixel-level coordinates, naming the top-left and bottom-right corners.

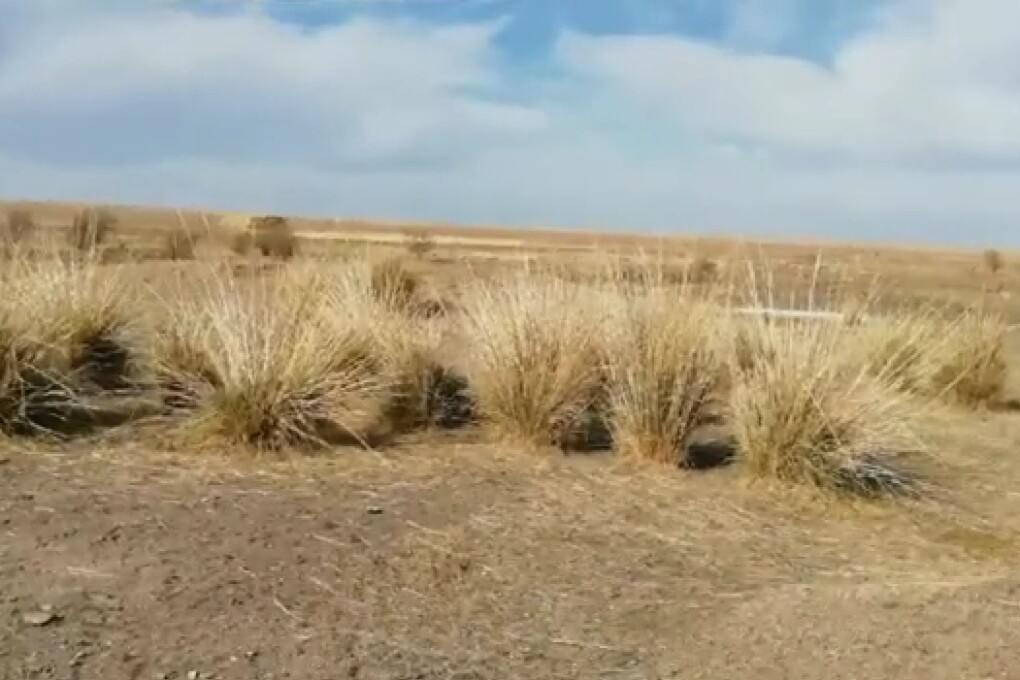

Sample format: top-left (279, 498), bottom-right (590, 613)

top-left (1, 0), bottom-right (1019, 246)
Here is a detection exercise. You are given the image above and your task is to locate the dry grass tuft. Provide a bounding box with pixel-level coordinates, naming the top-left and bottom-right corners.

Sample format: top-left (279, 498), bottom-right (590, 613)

top-left (852, 307), bottom-right (1007, 408)
top-left (154, 266), bottom-right (389, 450)
top-left (316, 261), bottom-right (462, 430)
top-left (457, 272), bottom-right (605, 449)
top-left (0, 253), bottom-right (143, 435)
top-left (5, 253), bottom-right (143, 390)
top-left (604, 289), bottom-right (726, 465)
top-left (70, 207), bottom-right (116, 252)
top-left (0, 302), bottom-right (70, 435)
top-left (729, 316), bottom-right (923, 496)
top-left (929, 312), bottom-right (1007, 407)
top-left (851, 308), bottom-right (944, 394)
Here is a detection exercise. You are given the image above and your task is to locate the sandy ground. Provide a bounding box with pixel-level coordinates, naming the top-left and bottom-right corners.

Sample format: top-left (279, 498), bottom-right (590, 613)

top-left (3, 422), bottom-right (1020, 680)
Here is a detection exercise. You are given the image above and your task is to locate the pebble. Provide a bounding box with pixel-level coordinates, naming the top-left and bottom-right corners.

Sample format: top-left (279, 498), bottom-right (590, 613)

top-left (22, 610), bottom-right (61, 627)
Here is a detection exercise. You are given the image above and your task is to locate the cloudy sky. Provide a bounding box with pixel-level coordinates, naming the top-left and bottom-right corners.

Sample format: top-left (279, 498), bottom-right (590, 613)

top-left (1, 0), bottom-right (1018, 246)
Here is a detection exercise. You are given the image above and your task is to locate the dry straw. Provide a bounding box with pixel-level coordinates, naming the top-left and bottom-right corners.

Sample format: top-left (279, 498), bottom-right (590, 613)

top-left (602, 282), bottom-right (727, 465)
top-left (152, 263), bottom-right (389, 450)
top-left (728, 313), bottom-right (925, 495)
top-left (724, 257), bottom-right (925, 495)
top-left (457, 268), bottom-right (607, 449)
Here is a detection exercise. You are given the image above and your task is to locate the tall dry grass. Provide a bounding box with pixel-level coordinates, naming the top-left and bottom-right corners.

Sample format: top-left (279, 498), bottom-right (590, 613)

top-left (852, 307), bottom-right (1007, 407)
top-left (728, 314), bottom-right (924, 495)
top-left (722, 259), bottom-right (928, 495)
top-left (317, 261), bottom-right (450, 430)
top-left (152, 264), bottom-right (390, 449)
top-left (457, 271), bottom-right (606, 448)
top-left (603, 286), bottom-right (727, 465)
top-left (0, 251), bottom-right (144, 434)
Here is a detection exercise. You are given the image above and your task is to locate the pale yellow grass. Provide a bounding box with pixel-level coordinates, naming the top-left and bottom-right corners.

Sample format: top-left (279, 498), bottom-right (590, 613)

top-left (152, 263), bottom-right (390, 450)
top-left (603, 285), bottom-right (727, 465)
top-left (457, 271), bottom-right (606, 448)
top-left (729, 314), bottom-right (926, 494)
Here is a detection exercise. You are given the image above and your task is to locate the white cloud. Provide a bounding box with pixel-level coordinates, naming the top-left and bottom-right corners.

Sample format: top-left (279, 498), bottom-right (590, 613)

top-left (1, 0), bottom-right (1020, 246)
top-left (0, 5), bottom-right (544, 167)
top-left (556, 0), bottom-right (1020, 164)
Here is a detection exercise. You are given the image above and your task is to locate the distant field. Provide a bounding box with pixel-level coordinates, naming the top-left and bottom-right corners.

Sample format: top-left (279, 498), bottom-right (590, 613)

top-left (4, 197), bottom-right (1017, 319)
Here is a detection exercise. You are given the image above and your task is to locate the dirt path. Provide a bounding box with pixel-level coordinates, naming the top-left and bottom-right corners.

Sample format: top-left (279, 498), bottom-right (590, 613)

top-left (2, 440), bottom-right (1020, 680)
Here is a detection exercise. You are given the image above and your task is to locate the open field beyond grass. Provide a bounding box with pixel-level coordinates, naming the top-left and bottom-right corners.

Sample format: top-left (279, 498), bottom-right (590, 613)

top-left (2, 200), bottom-right (1020, 679)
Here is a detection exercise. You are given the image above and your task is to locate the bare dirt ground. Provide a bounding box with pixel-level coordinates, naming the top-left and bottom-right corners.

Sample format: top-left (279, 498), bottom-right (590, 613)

top-left (4, 419), bottom-right (1020, 680)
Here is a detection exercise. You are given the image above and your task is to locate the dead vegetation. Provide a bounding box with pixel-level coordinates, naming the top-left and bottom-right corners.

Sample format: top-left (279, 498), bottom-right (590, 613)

top-left (457, 272), bottom-right (606, 449)
top-left (604, 288), bottom-right (726, 465)
top-left (0, 222), bottom-right (1009, 503)
top-left (728, 315), bottom-right (923, 496)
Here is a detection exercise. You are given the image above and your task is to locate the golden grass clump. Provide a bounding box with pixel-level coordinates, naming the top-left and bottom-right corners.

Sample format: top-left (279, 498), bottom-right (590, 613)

top-left (0, 301), bottom-right (69, 434)
top-left (604, 290), bottom-right (726, 464)
top-left (852, 308), bottom-right (1006, 408)
top-left (457, 272), bottom-right (606, 449)
top-left (154, 265), bottom-right (389, 450)
top-left (70, 207), bottom-right (116, 252)
top-left (928, 312), bottom-right (1007, 407)
top-left (316, 260), bottom-right (458, 430)
top-left (5, 253), bottom-right (143, 390)
top-left (851, 309), bottom-right (943, 394)
top-left (729, 316), bottom-right (923, 495)
top-left (0, 253), bottom-right (143, 434)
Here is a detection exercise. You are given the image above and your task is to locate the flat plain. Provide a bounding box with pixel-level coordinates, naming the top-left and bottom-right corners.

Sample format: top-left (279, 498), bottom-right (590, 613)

top-left (2, 199), bottom-right (1020, 680)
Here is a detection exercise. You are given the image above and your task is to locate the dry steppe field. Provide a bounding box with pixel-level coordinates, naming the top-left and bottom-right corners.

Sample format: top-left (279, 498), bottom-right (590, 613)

top-left (2, 200), bottom-right (1020, 680)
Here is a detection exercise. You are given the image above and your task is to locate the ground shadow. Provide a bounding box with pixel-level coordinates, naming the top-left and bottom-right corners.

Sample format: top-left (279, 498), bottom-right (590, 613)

top-left (682, 439), bottom-right (737, 470)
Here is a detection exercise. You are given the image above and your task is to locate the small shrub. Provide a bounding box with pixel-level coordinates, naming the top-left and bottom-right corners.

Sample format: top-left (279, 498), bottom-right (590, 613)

top-left (457, 273), bottom-right (605, 449)
top-left (729, 317), bottom-right (922, 495)
top-left (70, 207), bottom-right (116, 252)
top-left (605, 292), bottom-right (725, 465)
